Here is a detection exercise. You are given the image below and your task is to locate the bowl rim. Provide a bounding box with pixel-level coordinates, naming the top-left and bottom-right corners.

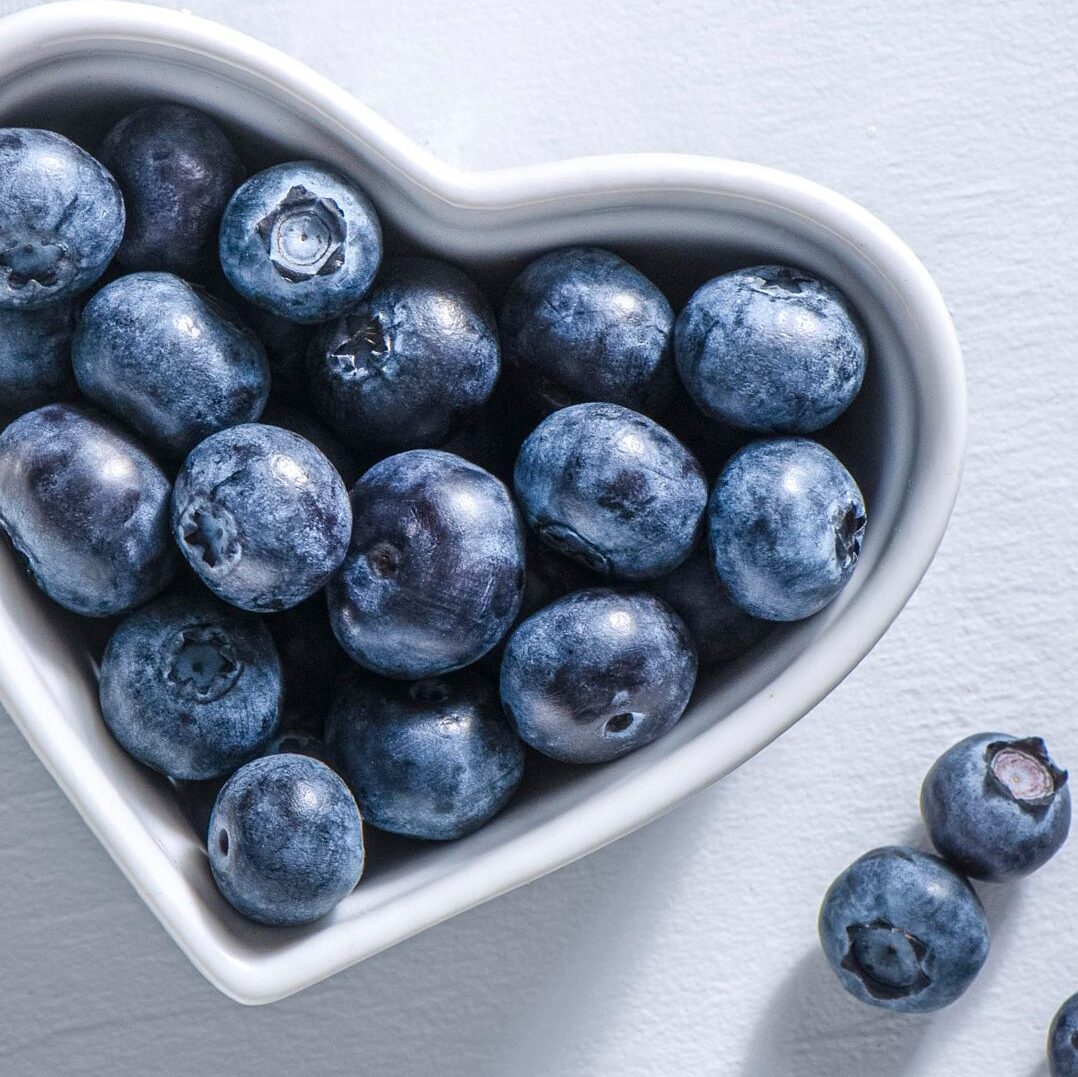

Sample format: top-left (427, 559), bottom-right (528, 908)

top-left (0, 0), bottom-right (966, 1004)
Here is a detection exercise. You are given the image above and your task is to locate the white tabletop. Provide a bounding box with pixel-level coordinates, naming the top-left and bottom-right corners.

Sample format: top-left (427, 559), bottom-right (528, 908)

top-left (0, 1), bottom-right (1070, 1074)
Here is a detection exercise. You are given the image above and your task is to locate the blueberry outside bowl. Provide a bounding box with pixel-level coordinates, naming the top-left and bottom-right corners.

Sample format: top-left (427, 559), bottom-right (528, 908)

top-left (0, 1), bottom-right (964, 1004)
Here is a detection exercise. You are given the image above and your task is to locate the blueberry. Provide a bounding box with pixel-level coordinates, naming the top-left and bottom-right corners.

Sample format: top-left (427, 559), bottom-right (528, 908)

top-left (308, 257), bottom-right (500, 450)
top-left (219, 161), bottom-right (382, 324)
top-left (708, 437), bottom-right (866, 621)
top-left (265, 729), bottom-right (333, 767)
top-left (675, 265), bottom-right (866, 433)
top-left (98, 104), bottom-right (244, 276)
top-left (172, 424), bottom-right (351, 612)
top-left (266, 593), bottom-right (347, 732)
top-left (921, 733), bottom-right (1070, 882)
top-left (99, 591), bottom-right (282, 780)
top-left (73, 273), bottom-right (270, 458)
top-left (327, 450), bottom-right (525, 678)
top-left (326, 668), bottom-right (524, 840)
top-left (500, 589), bottom-right (697, 764)
top-left (514, 402), bottom-right (707, 580)
top-left (258, 403), bottom-right (362, 488)
top-left (818, 846), bottom-right (989, 1013)
top-left (0, 300), bottom-right (77, 416)
top-left (0, 129), bottom-right (124, 309)
top-left (208, 754), bottom-right (363, 926)
top-left (1049, 992), bottom-right (1078, 1077)
top-left (499, 246), bottom-right (676, 416)
top-left (0, 404), bottom-right (176, 616)
top-left (651, 543), bottom-right (769, 666)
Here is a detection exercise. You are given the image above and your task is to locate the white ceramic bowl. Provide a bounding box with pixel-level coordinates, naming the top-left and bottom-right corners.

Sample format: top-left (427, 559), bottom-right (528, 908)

top-left (0, 1), bottom-right (964, 1004)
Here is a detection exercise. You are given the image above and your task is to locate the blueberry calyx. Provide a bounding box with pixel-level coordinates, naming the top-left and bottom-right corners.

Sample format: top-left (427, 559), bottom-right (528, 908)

top-left (179, 502), bottom-right (242, 573)
top-left (328, 313), bottom-right (392, 378)
top-left (834, 502), bottom-right (867, 566)
top-left (749, 267), bottom-right (813, 298)
top-left (0, 238), bottom-right (66, 289)
top-left (985, 736), bottom-right (1066, 811)
top-left (256, 185), bottom-right (346, 283)
top-left (166, 625), bottom-right (242, 703)
top-left (535, 520), bottom-right (612, 575)
top-left (841, 919), bottom-right (931, 1001)
top-left (409, 679), bottom-right (451, 705)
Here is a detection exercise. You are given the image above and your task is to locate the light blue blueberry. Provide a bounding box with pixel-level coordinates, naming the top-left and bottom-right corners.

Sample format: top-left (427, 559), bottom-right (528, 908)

top-left (0, 128), bottom-right (124, 309)
top-left (1049, 992), bottom-right (1078, 1077)
top-left (219, 160), bottom-right (382, 324)
top-left (819, 846), bottom-right (990, 1013)
top-left (921, 732), bottom-right (1070, 882)
top-left (675, 265), bottom-right (866, 433)
top-left (208, 753), bottom-right (364, 925)
top-left (172, 424), bottom-right (352, 612)
top-left (74, 272), bottom-right (270, 458)
top-left (99, 590), bottom-right (282, 780)
top-left (708, 437), bottom-right (866, 621)
top-left (514, 402), bottom-right (707, 580)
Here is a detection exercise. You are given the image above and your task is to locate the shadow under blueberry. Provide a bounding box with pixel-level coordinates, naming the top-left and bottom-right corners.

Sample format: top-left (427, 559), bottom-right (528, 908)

top-left (742, 948), bottom-right (935, 1077)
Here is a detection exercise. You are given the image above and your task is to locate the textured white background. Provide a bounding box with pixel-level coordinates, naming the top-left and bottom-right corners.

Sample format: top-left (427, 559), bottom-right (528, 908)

top-left (0, 1), bottom-right (1074, 1074)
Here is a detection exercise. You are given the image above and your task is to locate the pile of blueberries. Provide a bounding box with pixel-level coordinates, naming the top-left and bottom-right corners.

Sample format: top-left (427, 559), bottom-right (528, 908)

top-left (0, 105), bottom-right (869, 928)
top-left (820, 731), bottom-right (1078, 1073)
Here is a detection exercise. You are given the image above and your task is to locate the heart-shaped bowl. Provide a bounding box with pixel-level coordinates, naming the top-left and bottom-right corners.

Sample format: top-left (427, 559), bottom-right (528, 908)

top-left (0, 1), bottom-right (964, 1004)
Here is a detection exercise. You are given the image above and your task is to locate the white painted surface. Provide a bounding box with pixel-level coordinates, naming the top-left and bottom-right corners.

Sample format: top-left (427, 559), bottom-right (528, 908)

top-left (0, 0), bottom-right (1070, 1072)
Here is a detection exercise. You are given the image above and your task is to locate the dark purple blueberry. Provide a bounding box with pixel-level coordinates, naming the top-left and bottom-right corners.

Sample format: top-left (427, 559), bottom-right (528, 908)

top-left (0, 404), bottom-right (176, 616)
top-left (327, 667), bottom-right (524, 840)
top-left (651, 543), bottom-right (769, 666)
top-left (500, 588), bottom-right (697, 764)
top-left (499, 246), bottom-right (676, 417)
top-left (98, 104), bottom-right (244, 276)
top-left (327, 450), bottom-right (526, 679)
top-left (308, 257), bottom-right (500, 451)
